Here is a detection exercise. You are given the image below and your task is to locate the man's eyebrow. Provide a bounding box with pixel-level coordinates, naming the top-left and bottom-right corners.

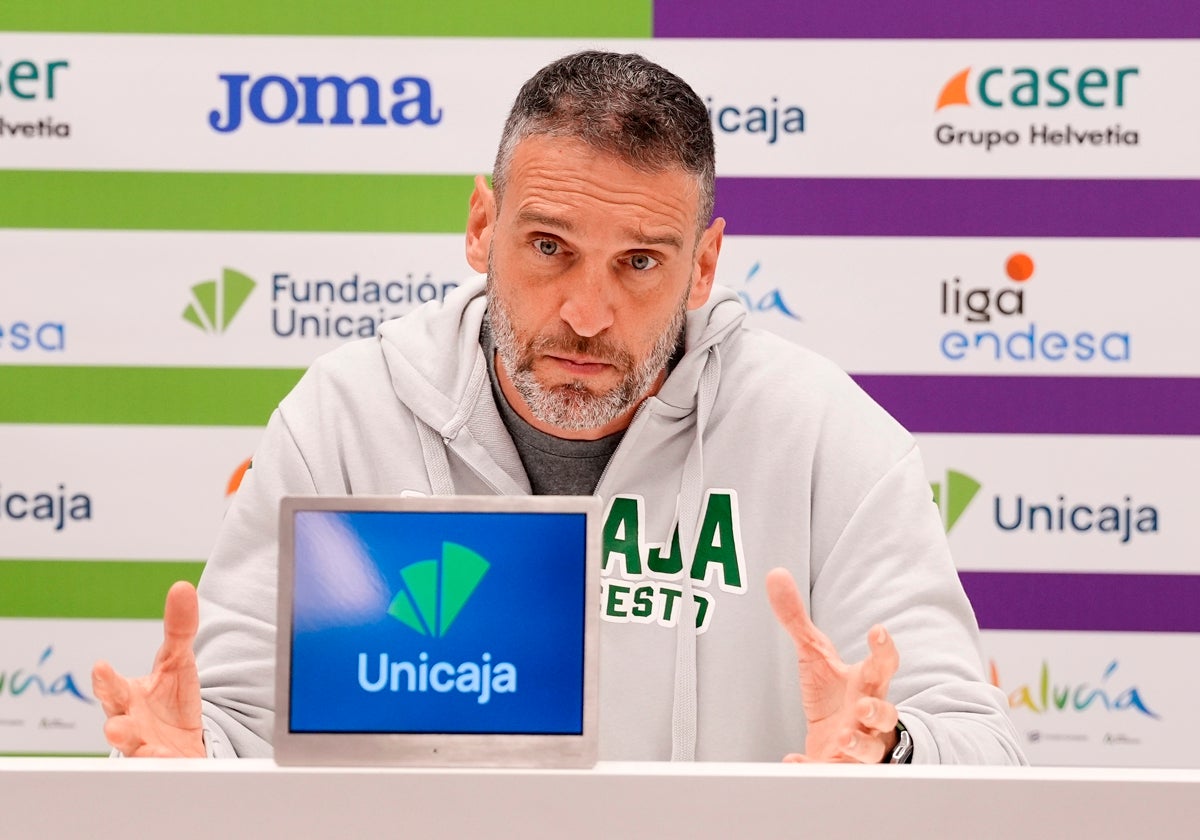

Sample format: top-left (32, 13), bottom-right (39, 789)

top-left (515, 209), bottom-right (575, 232)
top-left (514, 208), bottom-right (684, 250)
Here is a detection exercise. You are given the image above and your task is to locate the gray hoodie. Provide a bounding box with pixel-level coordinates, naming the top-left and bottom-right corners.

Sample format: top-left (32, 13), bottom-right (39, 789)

top-left (195, 275), bottom-right (1025, 764)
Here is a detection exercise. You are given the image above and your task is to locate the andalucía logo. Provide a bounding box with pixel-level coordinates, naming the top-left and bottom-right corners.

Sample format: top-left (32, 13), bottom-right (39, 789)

top-left (209, 73), bottom-right (443, 133)
top-left (933, 467), bottom-right (1159, 544)
top-left (738, 262), bottom-right (801, 321)
top-left (182, 268), bottom-right (256, 334)
top-left (937, 252), bottom-right (1131, 364)
top-left (386, 542), bottom-right (489, 637)
top-left (990, 659), bottom-right (1160, 720)
top-left (0, 56), bottom-right (71, 140)
top-left (933, 64), bottom-right (1139, 151)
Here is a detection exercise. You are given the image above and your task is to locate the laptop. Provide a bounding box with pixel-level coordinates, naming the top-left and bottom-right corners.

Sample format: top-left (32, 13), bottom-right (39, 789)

top-left (274, 494), bottom-right (601, 768)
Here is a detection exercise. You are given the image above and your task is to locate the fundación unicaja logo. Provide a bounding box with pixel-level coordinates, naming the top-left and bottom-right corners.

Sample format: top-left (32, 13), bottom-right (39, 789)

top-left (930, 470), bottom-right (981, 534)
top-left (182, 268), bottom-right (256, 334)
top-left (387, 543), bottom-right (490, 637)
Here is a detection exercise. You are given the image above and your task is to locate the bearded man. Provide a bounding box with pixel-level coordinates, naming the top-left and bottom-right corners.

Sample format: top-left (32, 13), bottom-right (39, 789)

top-left (94, 51), bottom-right (1024, 766)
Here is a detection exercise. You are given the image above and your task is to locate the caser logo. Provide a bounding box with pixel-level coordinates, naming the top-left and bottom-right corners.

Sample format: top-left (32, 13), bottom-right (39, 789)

top-left (936, 65), bottom-right (1138, 111)
top-left (933, 64), bottom-right (1140, 151)
top-left (0, 57), bottom-right (71, 139)
top-left (209, 73), bottom-right (443, 133)
top-left (358, 542), bottom-right (517, 704)
top-left (931, 469), bottom-right (981, 534)
top-left (183, 268), bottom-right (256, 334)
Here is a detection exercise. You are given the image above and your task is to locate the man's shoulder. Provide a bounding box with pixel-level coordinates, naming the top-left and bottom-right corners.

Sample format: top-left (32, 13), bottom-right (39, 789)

top-left (721, 324), bottom-right (862, 400)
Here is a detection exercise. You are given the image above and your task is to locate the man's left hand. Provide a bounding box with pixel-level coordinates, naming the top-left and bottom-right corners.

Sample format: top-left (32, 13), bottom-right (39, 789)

top-left (766, 567), bottom-right (902, 763)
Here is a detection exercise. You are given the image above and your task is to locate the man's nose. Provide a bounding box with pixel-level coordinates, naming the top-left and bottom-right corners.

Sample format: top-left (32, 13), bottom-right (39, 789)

top-left (558, 262), bottom-right (616, 338)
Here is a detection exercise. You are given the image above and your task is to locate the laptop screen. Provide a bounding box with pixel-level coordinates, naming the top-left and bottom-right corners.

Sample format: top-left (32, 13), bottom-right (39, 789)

top-left (286, 506), bottom-right (590, 737)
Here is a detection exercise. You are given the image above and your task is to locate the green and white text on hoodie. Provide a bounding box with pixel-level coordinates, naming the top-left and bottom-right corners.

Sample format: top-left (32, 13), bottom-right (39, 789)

top-left (194, 276), bottom-right (1026, 764)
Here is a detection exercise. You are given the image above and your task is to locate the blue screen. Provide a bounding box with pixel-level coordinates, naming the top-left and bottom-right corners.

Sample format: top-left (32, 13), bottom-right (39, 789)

top-left (288, 509), bottom-right (588, 735)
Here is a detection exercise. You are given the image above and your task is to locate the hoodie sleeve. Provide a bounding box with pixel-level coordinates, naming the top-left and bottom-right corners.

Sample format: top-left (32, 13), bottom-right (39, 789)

top-left (193, 406), bottom-right (317, 758)
top-left (811, 444), bottom-right (1027, 765)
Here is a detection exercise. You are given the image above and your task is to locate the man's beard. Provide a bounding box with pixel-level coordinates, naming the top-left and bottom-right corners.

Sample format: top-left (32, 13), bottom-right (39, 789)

top-left (487, 265), bottom-right (688, 432)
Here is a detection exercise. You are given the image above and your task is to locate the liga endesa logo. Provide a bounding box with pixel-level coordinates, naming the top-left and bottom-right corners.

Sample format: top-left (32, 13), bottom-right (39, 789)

top-left (357, 542), bottom-right (517, 704)
top-left (932, 467), bottom-right (1159, 544)
top-left (936, 252), bottom-right (1132, 364)
top-left (933, 64), bottom-right (1140, 151)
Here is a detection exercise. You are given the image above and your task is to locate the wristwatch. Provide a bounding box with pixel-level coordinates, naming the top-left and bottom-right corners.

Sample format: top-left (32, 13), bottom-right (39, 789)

top-left (888, 723), bottom-right (914, 764)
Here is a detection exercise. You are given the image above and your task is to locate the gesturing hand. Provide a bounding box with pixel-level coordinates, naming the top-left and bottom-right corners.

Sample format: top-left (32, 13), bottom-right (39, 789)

top-left (91, 581), bottom-right (206, 757)
top-left (766, 567), bottom-right (901, 763)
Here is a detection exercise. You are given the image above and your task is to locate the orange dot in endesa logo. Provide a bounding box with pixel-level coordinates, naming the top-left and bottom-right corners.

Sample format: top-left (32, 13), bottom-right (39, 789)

top-left (1005, 253), bottom-right (1035, 282)
top-left (226, 457), bottom-right (253, 497)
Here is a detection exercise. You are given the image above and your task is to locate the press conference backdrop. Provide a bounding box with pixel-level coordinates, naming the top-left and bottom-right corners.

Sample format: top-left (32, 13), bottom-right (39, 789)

top-left (1, 2), bottom-right (1197, 765)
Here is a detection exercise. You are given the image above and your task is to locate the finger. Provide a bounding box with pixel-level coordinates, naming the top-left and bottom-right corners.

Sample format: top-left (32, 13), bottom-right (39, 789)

top-left (782, 752), bottom-right (814, 763)
top-left (859, 624), bottom-right (900, 696)
top-left (856, 697), bottom-right (900, 735)
top-left (162, 581), bottom-right (200, 647)
top-left (765, 568), bottom-right (832, 655)
top-left (836, 726), bottom-right (891, 765)
top-left (103, 715), bottom-right (143, 756)
top-left (91, 660), bottom-right (131, 718)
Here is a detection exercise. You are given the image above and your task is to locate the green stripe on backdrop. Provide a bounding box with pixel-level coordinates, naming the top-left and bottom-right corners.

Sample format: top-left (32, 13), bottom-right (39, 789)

top-left (0, 366), bottom-right (304, 426)
top-left (0, 560), bottom-right (205, 619)
top-left (0, 0), bottom-right (651, 36)
top-left (0, 172), bottom-right (474, 233)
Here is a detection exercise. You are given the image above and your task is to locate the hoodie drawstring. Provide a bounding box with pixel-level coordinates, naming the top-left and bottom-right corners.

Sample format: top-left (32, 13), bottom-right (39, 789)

top-left (670, 346), bottom-right (721, 762)
top-left (416, 419), bottom-right (455, 495)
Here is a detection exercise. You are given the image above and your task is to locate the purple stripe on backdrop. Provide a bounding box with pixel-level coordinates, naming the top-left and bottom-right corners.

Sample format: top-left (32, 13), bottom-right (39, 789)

top-left (714, 178), bottom-right (1200, 238)
top-left (852, 375), bottom-right (1200, 436)
top-left (960, 571), bottom-right (1200, 633)
top-left (654, 0), bottom-right (1200, 38)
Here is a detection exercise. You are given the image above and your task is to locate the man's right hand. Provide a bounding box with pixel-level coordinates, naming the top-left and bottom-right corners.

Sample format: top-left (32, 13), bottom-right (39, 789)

top-left (91, 580), bottom-right (206, 757)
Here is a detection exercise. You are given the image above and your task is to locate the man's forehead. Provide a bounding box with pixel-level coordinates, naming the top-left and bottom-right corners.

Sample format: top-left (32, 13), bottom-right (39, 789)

top-left (501, 135), bottom-right (700, 246)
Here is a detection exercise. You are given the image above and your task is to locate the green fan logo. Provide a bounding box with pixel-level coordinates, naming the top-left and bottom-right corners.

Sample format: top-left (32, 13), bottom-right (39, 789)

top-left (931, 470), bottom-right (982, 534)
top-left (388, 542), bottom-right (489, 637)
top-left (182, 268), bottom-right (256, 334)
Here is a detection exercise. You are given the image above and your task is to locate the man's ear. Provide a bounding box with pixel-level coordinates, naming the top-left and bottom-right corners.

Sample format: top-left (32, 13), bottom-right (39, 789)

top-left (465, 174), bottom-right (496, 274)
top-left (687, 217), bottom-right (725, 310)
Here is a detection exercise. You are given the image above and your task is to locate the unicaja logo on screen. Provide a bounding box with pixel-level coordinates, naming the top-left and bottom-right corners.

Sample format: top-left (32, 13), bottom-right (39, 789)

top-left (937, 253), bottom-right (1132, 364)
top-left (209, 73), bottom-right (443, 133)
top-left (357, 542), bottom-right (517, 704)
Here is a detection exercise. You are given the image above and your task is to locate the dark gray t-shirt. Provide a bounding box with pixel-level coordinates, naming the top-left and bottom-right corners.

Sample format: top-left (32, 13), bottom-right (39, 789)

top-left (481, 321), bottom-right (623, 495)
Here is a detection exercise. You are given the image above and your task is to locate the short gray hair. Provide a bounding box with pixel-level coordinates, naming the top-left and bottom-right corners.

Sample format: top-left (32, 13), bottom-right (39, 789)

top-left (492, 51), bottom-right (715, 231)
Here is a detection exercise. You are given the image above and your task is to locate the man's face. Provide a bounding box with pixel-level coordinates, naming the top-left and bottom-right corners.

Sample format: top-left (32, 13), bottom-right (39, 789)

top-left (468, 134), bottom-right (722, 438)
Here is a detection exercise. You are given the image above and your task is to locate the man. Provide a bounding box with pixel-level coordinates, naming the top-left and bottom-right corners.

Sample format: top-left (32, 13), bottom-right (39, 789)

top-left (93, 51), bottom-right (1024, 764)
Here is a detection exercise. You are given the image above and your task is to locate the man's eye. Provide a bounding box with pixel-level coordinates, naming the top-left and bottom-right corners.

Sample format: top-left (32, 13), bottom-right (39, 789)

top-left (629, 254), bottom-right (659, 271)
top-left (535, 239), bottom-right (559, 256)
